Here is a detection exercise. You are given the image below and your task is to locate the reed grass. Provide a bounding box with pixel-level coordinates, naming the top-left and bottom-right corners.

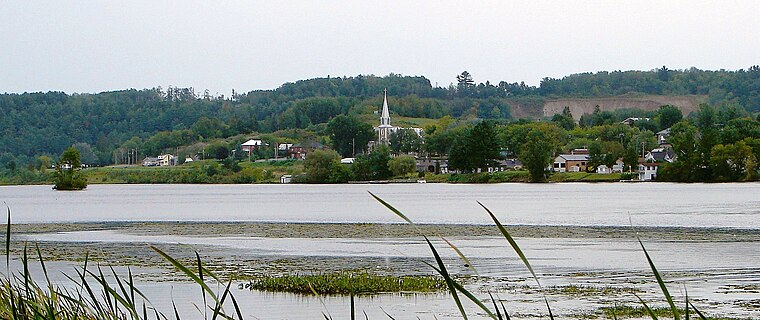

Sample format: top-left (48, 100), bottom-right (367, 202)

top-left (1, 205), bottom-right (243, 320)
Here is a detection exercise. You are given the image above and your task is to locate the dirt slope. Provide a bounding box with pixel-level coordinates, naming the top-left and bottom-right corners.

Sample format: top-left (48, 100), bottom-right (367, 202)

top-left (542, 95), bottom-right (707, 120)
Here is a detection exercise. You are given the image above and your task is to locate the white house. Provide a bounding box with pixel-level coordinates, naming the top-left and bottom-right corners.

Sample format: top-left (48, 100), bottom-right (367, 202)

top-left (143, 154), bottom-right (176, 167)
top-left (612, 159), bottom-right (625, 173)
top-left (142, 157), bottom-right (160, 166)
top-left (638, 162), bottom-right (661, 181)
top-left (637, 146), bottom-right (675, 181)
top-left (596, 164), bottom-right (611, 174)
top-left (241, 139), bottom-right (266, 154)
top-left (158, 154), bottom-right (176, 166)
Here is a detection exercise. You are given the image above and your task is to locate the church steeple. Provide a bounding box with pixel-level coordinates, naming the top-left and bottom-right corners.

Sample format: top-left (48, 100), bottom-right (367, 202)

top-left (380, 88), bottom-right (390, 126)
top-left (377, 89), bottom-right (392, 145)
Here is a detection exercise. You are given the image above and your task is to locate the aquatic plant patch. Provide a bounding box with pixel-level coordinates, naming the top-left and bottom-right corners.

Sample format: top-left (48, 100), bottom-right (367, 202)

top-left (242, 272), bottom-right (446, 295)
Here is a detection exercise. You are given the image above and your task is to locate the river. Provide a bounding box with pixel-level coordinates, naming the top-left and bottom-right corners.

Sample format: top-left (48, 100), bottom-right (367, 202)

top-left (2, 183), bottom-right (759, 227)
top-left (1, 183), bottom-right (759, 319)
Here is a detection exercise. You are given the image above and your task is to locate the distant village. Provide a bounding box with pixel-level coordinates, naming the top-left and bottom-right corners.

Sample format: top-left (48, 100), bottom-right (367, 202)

top-left (139, 90), bottom-right (681, 183)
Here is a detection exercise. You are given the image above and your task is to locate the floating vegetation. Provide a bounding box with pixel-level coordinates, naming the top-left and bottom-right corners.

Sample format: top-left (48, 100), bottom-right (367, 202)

top-left (241, 272), bottom-right (446, 295)
top-left (598, 305), bottom-right (749, 320)
top-left (547, 284), bottom-right (640, 296)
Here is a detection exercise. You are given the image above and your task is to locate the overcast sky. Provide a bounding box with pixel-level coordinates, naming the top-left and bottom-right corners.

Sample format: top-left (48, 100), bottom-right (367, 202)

top-left (1, 1), bottom-right (758, 95)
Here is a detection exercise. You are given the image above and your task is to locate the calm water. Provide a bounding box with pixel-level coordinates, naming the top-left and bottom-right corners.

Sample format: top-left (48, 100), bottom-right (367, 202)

top-left (3, 183), bottom-right (760, 319)
top-left (2, 183), bottom-right (759, 227)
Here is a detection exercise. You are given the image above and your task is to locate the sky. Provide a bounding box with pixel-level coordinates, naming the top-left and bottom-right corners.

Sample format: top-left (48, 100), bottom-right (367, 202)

top-left (1, 1), bottom-right (759, 95)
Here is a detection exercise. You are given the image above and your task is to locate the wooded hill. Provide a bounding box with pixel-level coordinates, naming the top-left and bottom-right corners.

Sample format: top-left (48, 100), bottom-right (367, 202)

top-left (0, 66), bottom-right (758, 167)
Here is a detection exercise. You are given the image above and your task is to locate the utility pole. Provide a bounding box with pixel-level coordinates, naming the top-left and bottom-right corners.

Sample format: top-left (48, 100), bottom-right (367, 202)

top-left (641, 142), bottom-right (645, 158)
top-left (352, 138), bottom-right (355, 158)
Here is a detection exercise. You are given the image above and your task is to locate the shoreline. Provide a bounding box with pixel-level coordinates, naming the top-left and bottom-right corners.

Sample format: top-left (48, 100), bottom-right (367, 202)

top-left (5, 179), bottom-right (760, 187)
top-left (9, 221), bottom-right (760, 242)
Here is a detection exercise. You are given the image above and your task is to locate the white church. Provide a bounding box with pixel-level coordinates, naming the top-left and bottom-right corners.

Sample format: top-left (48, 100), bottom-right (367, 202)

top-left (374, 89), bottom-right (423, 147)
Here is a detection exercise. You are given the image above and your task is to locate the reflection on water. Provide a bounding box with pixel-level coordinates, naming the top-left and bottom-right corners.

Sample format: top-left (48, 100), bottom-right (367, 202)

top-left (2, 183), bottom-right (760, 227)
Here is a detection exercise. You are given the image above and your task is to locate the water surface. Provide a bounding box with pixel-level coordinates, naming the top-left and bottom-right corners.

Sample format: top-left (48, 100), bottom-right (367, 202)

top-left (3, 183), bottom-right (759, 227)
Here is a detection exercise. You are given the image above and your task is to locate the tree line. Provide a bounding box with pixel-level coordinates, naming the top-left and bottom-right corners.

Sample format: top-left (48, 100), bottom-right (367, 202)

top-left (1, 67), bottom-right (758, 176)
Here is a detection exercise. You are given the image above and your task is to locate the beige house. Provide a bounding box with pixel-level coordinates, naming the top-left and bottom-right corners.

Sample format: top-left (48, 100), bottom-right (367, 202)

top-left (553, 154), bottom-right (589, 172)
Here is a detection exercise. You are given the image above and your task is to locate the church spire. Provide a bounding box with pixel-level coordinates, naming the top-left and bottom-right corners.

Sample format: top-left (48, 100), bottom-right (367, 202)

top-left (377, 88), bottom-right (392, 145)
top-left (380, 88), bottom-right (390, 126)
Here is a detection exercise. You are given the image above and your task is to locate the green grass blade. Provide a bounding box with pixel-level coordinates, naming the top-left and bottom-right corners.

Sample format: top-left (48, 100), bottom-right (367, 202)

top-left (478, 201), bottom-right (553, 319)
top-left (35, 244), bottom-right (51, 287)
top-left (489, 292), bottom-right (503, 320)
top-left (109, 265), bottom-right (134, 312)
top-left (479, 202), bottom-right (538, 283)
top-left (211, 278), bottom-right (233, 320)
top-left (370, 193), bottom-right (498, 319)
top-left (449, 279), bottom-right (499, 319)
top-left (350, 293), bottom-right (355, 320)
top-left (441, 237), bottom-right (479, 276)
top-left (22, 243), bottom-right (30, 300)
top-left (380, 307), bottom-right (397, 320)
top-left (172, 300), bottom-right (181, 320)
top-left (368, 191), bottom-right (415, 225)
top-left (500, 301), bottom-right (510, 320)
top-left (196, 252), bottom-right (208, 319)
top-left (5, 204), bottom-right (10, 271)
top-left (634, 293), bottom-right (659, 320)
top-left (308, 281), bottom-right (332, 320)
top-left (684, 285), bottom-right (689, 320)
top-left (200, 266), bottom-right (223, 283)
top-left (423, 236), bottom-right (469, 320)
top-left (636, 233), bottom-right (679, 320)
top-left (86, 268), bottom-right (139, 318)
top-left (229, 289), bottom-right (244, 320)
top-left (150, 246), bottom-right (219, 304)
top-left (127, 267), bottom-right (135, 306)
top-left (688, 302), bottom-right (707, 320)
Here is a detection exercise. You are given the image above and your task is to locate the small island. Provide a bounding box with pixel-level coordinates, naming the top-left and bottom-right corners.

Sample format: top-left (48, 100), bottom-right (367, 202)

top-left (52, 147), bottom-right (87, 190)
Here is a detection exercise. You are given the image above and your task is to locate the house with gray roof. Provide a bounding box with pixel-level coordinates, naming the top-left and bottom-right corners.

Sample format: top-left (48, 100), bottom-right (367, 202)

top-left (553, 154), bottom-right (590, 172)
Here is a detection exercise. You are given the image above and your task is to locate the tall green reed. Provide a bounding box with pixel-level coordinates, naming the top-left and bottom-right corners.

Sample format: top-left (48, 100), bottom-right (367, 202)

top-left (370, 192), bottom-right (719, 320)
top-left (1, 204), bottom-right (243, 320)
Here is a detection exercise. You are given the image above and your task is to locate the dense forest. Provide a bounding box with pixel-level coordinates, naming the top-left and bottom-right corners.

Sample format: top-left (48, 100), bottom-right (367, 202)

top-left (0, 67), bottom-right (758, 171)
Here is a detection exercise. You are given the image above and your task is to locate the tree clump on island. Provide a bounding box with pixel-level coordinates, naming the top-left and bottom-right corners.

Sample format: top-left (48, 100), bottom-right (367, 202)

top-left (53, 146), bottom-right (87, 190)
